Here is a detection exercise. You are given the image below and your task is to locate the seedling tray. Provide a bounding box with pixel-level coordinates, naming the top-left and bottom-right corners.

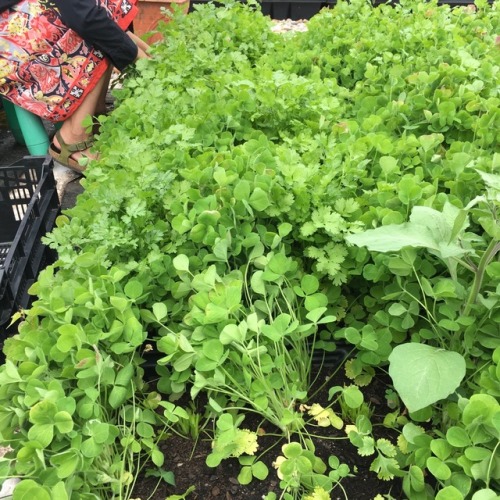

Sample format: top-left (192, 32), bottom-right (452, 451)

top-left (0, 156), bottom-right (60, 333)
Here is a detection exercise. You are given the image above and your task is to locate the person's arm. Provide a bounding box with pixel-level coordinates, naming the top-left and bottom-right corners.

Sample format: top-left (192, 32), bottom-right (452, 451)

top-left (51, 0), bottom-right (138, 71)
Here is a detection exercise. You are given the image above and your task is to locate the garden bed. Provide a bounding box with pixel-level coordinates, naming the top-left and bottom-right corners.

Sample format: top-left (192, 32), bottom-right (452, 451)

top-left (0, 1), bottom-right (499, 499)
top-left (132, 368), bottom-right (404, 499)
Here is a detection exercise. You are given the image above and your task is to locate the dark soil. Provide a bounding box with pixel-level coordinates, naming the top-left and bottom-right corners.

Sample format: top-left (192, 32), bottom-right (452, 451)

top-left (132, 364), bottom-right (404, 500)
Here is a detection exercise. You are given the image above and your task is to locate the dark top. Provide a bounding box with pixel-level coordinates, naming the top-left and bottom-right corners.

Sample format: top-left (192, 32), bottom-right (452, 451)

top-left (0, 0), bottom-right (138, 70)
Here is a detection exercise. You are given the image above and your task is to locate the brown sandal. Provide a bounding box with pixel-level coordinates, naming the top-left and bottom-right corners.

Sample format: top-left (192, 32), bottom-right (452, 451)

top-left (49, 130), bottom-right (95, 174)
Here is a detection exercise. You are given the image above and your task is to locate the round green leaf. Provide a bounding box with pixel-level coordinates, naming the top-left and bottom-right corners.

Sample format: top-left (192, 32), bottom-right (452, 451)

top-left (234, 180), bottom-right (251, 200)
top-left (137, 422), bottom-right (155, 438)
top-left (237, 465), bottom-right (253, 485)
top-left (109, 385), bottom-right (130, 409)
top-left (89, 422), bottom-right (111, 444)
top-left (153, 302), bottom-right (168, 322)
top-left (252, 461), bottom-right (269, 480)
top-left (81, 437), bottom-right (102, 458)
top-left (27, 424), bottom-right (53, 448)
top-left (464, 446), bottom-right (491, 462)
top-left (430, 439), bottom-right (452, 461)
top-left (388, 303), bottom-right (407, 316)
top-left (29, 400), bottom-right (57, 424)
top-left (173, 254), bottom-right (190, 272)
top-left (151, 449), bottom-right (165, 467)
top-left (50, 449), bottom-right (82, 479)
top-left (13, 479), bottom-right (51, 500)
top-left (249, 188), bottom-right (270, 211)
top-left (124, 280), bottom-right (143, 299)
top-left (74, 253), bottom-right (96, 268)
top-left (342, 385), bottom-right (364, 409)
top-left (219, 324), bottom-right (243, 345)
top-left (446, 426), bottom-right (471, 448)
top-left (283, 442), bottom-right (302, 459)
top-left (206, 452), bottom-right (222, 468)
top-left (435, 485), bottom-right (464, 500)
top-left (301, 275), bottom-right (319, 295)
top-left (427, 457), bottom-right (451, 481)
top-left (471, 489), bottom-right (499, 500)
top-left (54, 411), bottom-right (74, 434)
top-left (408, 465), bottom-right (425, 492)
top-left (202, 339), bottom-right (224, 362)
top-left (51, 481), bottom-right (69, 500)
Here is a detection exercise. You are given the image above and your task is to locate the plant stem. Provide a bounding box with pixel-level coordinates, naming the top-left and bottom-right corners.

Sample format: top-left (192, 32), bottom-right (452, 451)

top-left (485, 439), bottom-right (500, 488)
top-left (463, 240), bottom-right (500, 316)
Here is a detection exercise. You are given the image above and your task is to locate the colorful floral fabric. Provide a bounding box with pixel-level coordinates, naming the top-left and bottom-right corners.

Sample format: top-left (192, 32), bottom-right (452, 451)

top-left (0, 0), bottom-right (137, 122)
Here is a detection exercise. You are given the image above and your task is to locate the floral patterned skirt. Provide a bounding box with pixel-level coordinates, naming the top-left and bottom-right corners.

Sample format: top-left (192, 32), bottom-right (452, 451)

top-left (0, 0), bottom-right (137, 122)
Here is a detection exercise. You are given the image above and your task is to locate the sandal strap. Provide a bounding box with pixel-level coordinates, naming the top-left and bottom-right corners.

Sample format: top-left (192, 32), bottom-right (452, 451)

top-left (66, 138), bottom-right (94, 152)
top-left (55, 130), bottom-right (94, 163)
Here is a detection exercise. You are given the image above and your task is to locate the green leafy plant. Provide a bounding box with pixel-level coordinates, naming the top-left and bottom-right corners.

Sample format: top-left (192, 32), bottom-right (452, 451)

top-left (268, 441), bottom-right (350, 499)
top-left (1, 0), bottom-right (499, 498)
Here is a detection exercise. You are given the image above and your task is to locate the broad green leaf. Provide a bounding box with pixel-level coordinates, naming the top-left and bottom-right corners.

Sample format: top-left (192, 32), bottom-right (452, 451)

top-left (50, 449), bottom-right (82, 479)
top-left (74, 253), bottom-right (96, 268)
top-left (343, 386), bottom-right (364, 409)
top-left (109, 385), bottom-right (130, 409)
top-left (12, 479), bottom-right (51, 500)
top-left (124, 280), bottom-right (143, 299)
top-left (29, 400), bottom-right (57, 424)
top-left (250, 271), bottom-right (266, 295)
top-left (81, 437), bottom-right (101, 458)
top-left (435, 485), bottom-right (464, 500)
top-left (427, 456), bottom-right (451, 480)
top-left (202, 339), bottom-right (224, 361)
top-left (283, 442), bottom-right (302, 459)
top-left (110, 296), bottom-right (129, 313)
top-left (389, 344), bottom-right (466, 413)
top-left (124, 317), bottom-right (145, 346)
top-left (252, 461), bottom-right (269, 480)
top-left (137, 422), bottom-right (155, 438)
top-left (446, 427), bottom-right (471, 448)
top-left (115, 364), bottom-right (134, 386)
top-left (306, 307), bottom-right (327, 323)
top-left (51, 481), bottom-right (69, 500)
top-left (430, 439), bottom-right (452, 461)
top-left (220, 324), bottom-right (244, 344)
top-left (408, 465), bottom-right (425, 492)
top-left (27, 424), bottom-right (53, 447)
top-left (249, 188), bottom-right (270, 211)
top-left (347, 205), bottom-right (469, 259)
top-left (347, 223), bottom-right (437, 252)
top-left (237, 465), bottom-right (253, 485)
top-left (205, 303), bottom-right (228, 324)
top-left (88, 422), bottom-right (110, 444)
top-left (301, 274), bottom-right (319, 295)
top-left (54, 411), bottom-right (74, 434)
top-left (234, 180), bottom-right (251, 200)
top-left (152, 449), bottom-right (165, 467)
top-left (388, 303), bottom-right (406, 316)
top-left (380, 156), bottom-right (399, 176)
top-left (173, 254), bottom-right (190, 272)
top-left (471, 489), bottom-right (499, 500)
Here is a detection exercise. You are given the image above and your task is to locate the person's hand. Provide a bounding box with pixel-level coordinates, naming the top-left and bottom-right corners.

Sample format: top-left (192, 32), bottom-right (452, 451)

top-left (126, 31), bottom-right (152, 61)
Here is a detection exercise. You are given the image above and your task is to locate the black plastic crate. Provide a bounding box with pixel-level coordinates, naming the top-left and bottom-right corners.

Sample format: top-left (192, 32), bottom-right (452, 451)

top-left (0, 156), bottom-right (60, 333)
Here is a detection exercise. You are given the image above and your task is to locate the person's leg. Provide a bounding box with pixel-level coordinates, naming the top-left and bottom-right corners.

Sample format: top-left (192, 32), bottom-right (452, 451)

top-left (52, 65), bottom-right (113, 163)
top-left (94, 67), bottom-right (114, 116)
